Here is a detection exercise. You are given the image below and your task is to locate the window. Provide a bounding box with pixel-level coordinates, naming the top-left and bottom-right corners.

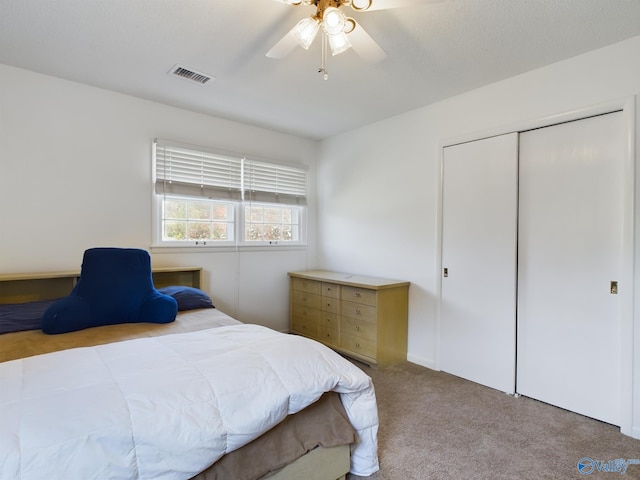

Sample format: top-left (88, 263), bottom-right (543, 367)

top-left (162, 197), bottom-right (234, 243)
top-left (153, 139), bottom-right (307, 246)
top-left (244, 203), bottom-right (300, 243)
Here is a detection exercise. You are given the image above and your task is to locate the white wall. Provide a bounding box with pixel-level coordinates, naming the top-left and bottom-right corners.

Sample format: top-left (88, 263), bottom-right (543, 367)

top-left (0, 64), bottom-right (318, 331)
top-left (317, 35), bottom-right (640, 432)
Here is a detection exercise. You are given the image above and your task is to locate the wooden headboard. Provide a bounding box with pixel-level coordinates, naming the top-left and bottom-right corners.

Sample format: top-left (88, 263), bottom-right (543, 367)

top-left (0, 267), bottom-right (202, 304)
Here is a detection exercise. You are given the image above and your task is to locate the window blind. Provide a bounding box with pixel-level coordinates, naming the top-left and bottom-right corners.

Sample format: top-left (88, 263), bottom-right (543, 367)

top-left (244, 159), bottom-right (307, 205)
top-left (154, 140), bottom-right (243, 200)
top-left (154, 139), bottom-right (307, 205)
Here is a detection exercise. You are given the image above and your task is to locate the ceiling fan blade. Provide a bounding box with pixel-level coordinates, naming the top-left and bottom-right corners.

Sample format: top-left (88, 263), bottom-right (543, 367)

top-left (347, 21), bottom-right (387, 63)
top-left (365, 0), bottom-right (444, 11)
top-left (266, 30), bottom-right (300, 59)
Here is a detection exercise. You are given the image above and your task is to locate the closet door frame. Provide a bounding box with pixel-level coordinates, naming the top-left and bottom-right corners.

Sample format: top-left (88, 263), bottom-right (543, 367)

top-left (435, 97), bottom-right (636, 437)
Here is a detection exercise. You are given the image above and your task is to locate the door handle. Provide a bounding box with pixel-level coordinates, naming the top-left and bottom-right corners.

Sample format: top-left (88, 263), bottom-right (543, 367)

top-left (611, 281), bottom-right (618, 294)
top-left (443, 268), bottom-right (448, 278)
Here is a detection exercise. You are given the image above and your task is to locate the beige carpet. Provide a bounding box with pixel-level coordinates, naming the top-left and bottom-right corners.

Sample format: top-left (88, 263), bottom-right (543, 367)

top-left (348, 361), bottom-right (640, 480)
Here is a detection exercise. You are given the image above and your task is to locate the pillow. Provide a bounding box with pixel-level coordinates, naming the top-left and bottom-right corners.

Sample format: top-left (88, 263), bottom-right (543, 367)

top-left (0, 299), bottom-right (59, 334)
top-left (158, 286), bottom-right (215, 311)
top-left (42, 248), bottom-right (177, 335)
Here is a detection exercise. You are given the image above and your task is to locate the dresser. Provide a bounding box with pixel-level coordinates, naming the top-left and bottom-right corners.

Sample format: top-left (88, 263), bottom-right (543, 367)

top-left (288, 270), bottom-right (409, 367)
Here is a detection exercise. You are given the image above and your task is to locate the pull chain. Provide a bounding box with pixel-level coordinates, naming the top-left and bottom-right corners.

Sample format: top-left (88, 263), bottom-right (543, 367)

top-left (319, 31), bottom-right (329, 80)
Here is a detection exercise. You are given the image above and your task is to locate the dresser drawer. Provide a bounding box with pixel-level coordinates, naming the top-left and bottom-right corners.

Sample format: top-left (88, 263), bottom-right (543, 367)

top-left (292, 317), bottom-right (319, 337)
top-left (321, 312), bottom-right (339, 332)
top-left (341, 316), bottom-right (376, 342)
top-left (321, 282), bottom-right (340, 299)
top-left (322, 296), bottom-right (339, 313)
top-left (320, 313), bottom-right (340, 345)
top-left (291, 306), bottom-right (320, 337)
top-left (292, 277), bottom-right (321, 295)
top-left (292, 302), bottom-right (321, 321)
top-left (292, 290), bottom-right (322, 309)
top-left (341, 300), bottom-right (377, 322)
top-left (341, 333), bottom-right (376, 359)
top-left (342, 286), bottom-right (376, 306)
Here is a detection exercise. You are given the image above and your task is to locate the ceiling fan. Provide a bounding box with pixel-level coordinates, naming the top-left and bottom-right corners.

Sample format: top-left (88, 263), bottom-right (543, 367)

top-left (266, 0), bottom-right (441, 79)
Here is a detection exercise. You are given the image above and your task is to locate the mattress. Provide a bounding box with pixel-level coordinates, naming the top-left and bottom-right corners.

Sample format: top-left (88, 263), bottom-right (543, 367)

top-left (0, 307), bottom-right (241, 363)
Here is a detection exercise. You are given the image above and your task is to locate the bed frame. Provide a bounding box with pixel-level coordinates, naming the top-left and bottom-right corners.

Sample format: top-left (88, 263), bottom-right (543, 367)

top-left (0, 267), bottom-right (202, 304)
top-left (0, 267), bottom-right (351, 480)
top-left (266, 445), bottom-right (348, 480)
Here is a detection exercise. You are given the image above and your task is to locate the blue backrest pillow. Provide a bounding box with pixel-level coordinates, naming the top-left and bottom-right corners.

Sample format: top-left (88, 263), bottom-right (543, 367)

top-left (42, 248), bottom-right (178, 334)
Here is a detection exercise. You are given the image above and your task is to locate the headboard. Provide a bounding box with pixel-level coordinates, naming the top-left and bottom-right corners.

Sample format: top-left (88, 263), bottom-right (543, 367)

top-left (0, 267), bottom-right (202, 304)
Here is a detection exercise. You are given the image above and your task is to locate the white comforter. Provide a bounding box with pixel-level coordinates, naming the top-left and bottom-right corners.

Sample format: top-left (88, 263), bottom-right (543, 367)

top-left (0, 324), bottom-right (379, 479)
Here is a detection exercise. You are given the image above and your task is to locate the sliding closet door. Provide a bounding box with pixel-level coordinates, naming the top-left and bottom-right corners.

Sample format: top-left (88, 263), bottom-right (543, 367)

top-left (441, 133), bottom-right (518, 394)
top-left (517, 112), bottom-right (624, 425)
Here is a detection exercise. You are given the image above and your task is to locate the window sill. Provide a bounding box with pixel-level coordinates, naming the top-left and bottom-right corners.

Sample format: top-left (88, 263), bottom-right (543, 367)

top-left (150, 244), bottom-right (308, 254)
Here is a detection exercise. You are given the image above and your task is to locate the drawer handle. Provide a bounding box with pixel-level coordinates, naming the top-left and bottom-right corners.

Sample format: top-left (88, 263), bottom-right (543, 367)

top-left (356, 342), bottom-right (361, 348)
top-left (355, 325), bottom-right (360, 331)
top-left (355, 309), bottom-right (361, 315)
top-left (355, 292), bottom-right (361, 297)
top-left (327, 303), bottom-right (331, 307)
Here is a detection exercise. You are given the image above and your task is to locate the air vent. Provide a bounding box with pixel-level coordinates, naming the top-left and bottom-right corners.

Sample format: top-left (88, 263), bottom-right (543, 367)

top-left (168, 64), bottom-right (214, 85)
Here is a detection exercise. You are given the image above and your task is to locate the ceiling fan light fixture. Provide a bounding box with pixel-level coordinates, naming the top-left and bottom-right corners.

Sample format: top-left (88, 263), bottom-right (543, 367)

top-left (344, 17), bottom-right (356, 34)
top-left (281, 0), bottom-right (303, 4)
top-left (351, 0), bottom-right (372, 11)
top-left (292, 17), bottom-right (320, 49)
top-left (322, 7), bottom-right (346, 35)
top-left (328, 30), bottom-right (352, 55)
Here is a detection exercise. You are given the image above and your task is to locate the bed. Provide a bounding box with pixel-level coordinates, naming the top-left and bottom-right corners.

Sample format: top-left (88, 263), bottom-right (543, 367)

top-left (0, 267), bottom-right (379, 480)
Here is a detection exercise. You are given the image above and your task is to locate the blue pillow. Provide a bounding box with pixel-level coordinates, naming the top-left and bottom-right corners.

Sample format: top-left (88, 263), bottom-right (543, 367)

top-left (42, 248), bottom-right (178, 335)
top-left (158, 286), bottom-right (215, 311)
top-left (0, 299), bottom-right (59, 334)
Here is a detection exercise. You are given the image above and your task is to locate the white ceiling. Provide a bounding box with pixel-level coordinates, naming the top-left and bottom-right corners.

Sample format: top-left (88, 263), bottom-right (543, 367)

top-left (2, 0), bottom-right (640, 140)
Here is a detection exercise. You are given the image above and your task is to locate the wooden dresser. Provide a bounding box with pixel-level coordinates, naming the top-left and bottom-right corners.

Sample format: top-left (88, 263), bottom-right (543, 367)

top-left (288, 270), bottom-right (409, 367)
